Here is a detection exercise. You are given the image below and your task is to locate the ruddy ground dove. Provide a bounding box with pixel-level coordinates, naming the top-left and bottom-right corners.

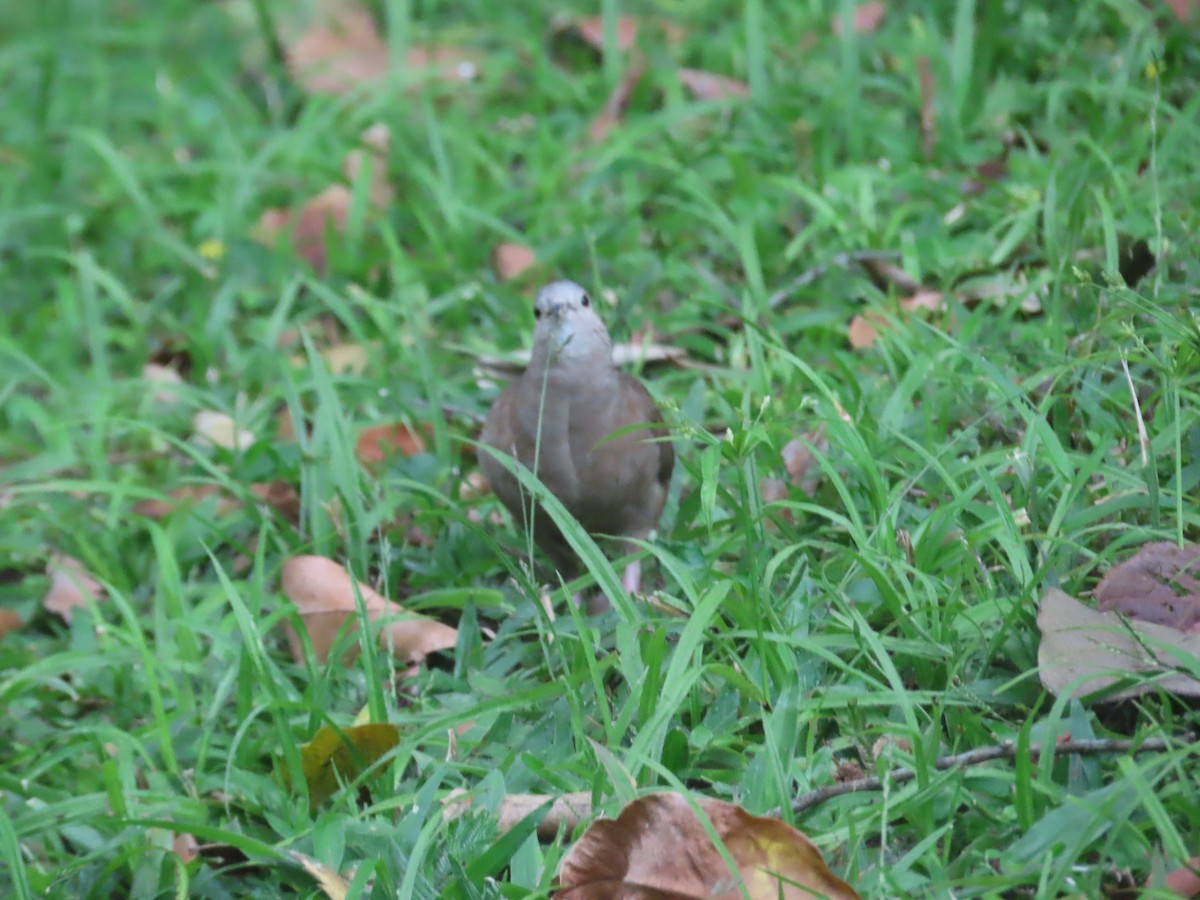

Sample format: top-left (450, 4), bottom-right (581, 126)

top-left (480, 280), bottom-right (673, 597)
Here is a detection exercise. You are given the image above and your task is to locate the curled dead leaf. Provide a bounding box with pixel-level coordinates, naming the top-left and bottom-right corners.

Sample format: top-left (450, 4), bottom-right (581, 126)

top-left (281, 555), bottom-right (458, 665)
top-left (678, 68), bottom-right (750, 101)
top-left (1036, 587), bottom-right (1200, 700)
top-left (44, 555), bottom-right (106, 622)
top-left (556, 792), bottom-right (859, 899)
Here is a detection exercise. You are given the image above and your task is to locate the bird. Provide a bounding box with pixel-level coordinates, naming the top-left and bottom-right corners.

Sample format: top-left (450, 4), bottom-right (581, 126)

top-left (479, 279), bottom-right (674, 601)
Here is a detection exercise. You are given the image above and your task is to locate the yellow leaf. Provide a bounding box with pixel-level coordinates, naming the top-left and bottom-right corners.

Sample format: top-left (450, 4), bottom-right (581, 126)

top-left (289, 722), bottom-right (401, 808)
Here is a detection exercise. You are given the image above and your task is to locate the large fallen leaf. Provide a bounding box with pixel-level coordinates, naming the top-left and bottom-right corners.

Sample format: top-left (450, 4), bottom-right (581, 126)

top-left (1037, 587), bottom-right (1200, 699)
top-left (289, 723), bottom-right (401, 809)
top-left (44, 555), bottom-right (107, 622)
top-left (281, 2), bottom-right (480, 95)
top-left (1094, 542), bottom-right (1200, 632)
top-left (555, 792), bottom-right (859, 899)
top-left (281, 555), bottom-right (458, 665)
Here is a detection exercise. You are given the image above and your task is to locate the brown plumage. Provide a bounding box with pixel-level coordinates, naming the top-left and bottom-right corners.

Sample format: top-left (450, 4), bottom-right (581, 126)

top-left (480, 280), bottom-right (673, 597)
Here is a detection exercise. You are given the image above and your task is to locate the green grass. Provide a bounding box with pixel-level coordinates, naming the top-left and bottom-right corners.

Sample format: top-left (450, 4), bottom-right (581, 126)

top-left (2, 0), bottom-right (1199, 896)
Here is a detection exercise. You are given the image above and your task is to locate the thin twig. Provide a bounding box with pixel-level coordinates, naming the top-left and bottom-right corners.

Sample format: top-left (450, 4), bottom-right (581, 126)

top-left (788, 734), bottom-right (1196, 815)
top-left (767, 250), bottom-right (900, 309)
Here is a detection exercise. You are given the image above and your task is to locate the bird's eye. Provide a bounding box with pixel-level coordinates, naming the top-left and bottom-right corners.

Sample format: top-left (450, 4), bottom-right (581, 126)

top-left (534, 307), bottom-right (542, 319)
top-left (581, 293), bottom-right (591, 307)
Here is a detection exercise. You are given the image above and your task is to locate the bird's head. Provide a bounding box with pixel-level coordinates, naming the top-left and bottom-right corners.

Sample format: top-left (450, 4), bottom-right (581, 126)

top-left (531, 280), bottom-right (612, 365)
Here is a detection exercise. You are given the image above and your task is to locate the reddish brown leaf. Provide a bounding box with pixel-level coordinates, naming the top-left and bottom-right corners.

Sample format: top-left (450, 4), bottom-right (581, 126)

top-left (555, 792), bottom-right (859, 899)
top-left (133, 484), bottom-right (225, 519)
top-left (832, 2), bottom-right (886, 36)
top-left (1094, 542), bottom-right (1200, 632)
top-left (356, 422), bottom-right (431, 464)
top-left (404, 45), bottom-right (482, 83)
top-left (678, 68), bottom-right (750, 101)
top-left (1163, 0), bottom-right (1196, 23)
top-left (0, 608), bottom-right (23, 639)
top-left (847, 312), bottom-right (885, 349)
top-left (570, 15), bottom-right (639, 54)
top-left (280, 555), bottom-right (458, 665)
top-left (173, 833), bottom-right (200, 865)
top-left (900, 289), bottom-right (944, 313)
top-left (781, 426), bottom-right (828, 496)
top-left (284, 4), bottom-right (389, 95)
top-left (492, 243), bottom-right (537, 282)
top-left (588, 59), bottom-right (645, 143)
top-left (1154, 856), bottom-right (1200, 897)
top-left (44, 555), bottom-right (106, 622)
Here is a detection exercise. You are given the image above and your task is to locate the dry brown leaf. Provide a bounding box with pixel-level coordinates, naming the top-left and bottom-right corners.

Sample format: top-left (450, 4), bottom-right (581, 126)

top-left (492, 243), bottom-right (537, 282)
top-left (284, 4), bottom-right (388, 95)
top-left (281, 555), bottom-right (458, 665)
top-left (569, 15), bottom-right (640, 53)
top-left (781, 426), bottom-right (828, 496)
top-left (193, 410), bottom-right (256, 451)
top-left (291, 850), bottom-right (350, 900)
top-left (44, 555), bottom-right (106, 622)
top-left (861, 258), bottom-right (921, 294)
top-left (134, 482), bottom-right (298, 522)
top-left (321, 342), bottom-right (372, 376)
top-left (847, 312), bottom-right (885, 349)
top-left (832, 2), bottom-right (886, 36)
top-left (555, 792), bottom-right (859, 899)
top-left (172, 832), bottom-right (200, 865)
top-left (356, 422), bottom-right (431, 464)
top-left (678, 68), bottom-right (750, 101)
top-left (257, 124), bottom-right (393, 271)
top-left (1094, 542), bottom-right (1200, 632)
top-left (1151, 856), bottom-right (1200, 897)
top-left (1036, 587), bottom-right (1200, 700)
top-left (900, 289), bottom-right (945, 313)
top-left (0, 608), bottom-right (23, 639)
top-left (1163, 0), bottom-right (1196, 23)
top-left (588, 59), bottom-right (645, 143)
top-left (133, 484), bottom-right (225, 519)
top-left (444, 791), bottom-right (593, 841)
